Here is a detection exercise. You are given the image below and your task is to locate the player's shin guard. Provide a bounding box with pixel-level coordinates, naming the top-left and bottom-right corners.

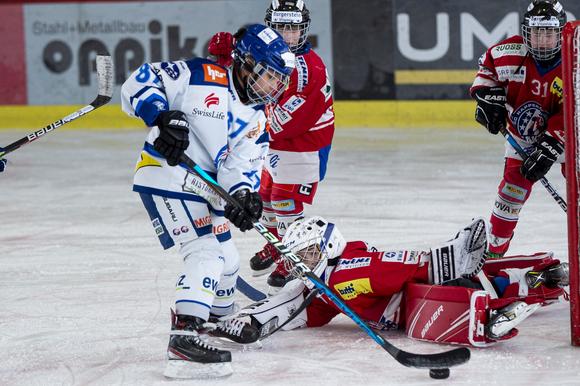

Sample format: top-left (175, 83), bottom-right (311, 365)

top-left (267, 211), bottom-right (304, 293)
top-left (250, 202), bottom-right (279, 275)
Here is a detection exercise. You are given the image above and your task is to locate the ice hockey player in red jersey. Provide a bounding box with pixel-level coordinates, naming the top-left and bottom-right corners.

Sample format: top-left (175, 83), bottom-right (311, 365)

top-left (225, 216), bottom-right (568, 347)
top-left (470, 0), bottom-right (567, 258)
top-left (208, 0), bottom-right (335, 292)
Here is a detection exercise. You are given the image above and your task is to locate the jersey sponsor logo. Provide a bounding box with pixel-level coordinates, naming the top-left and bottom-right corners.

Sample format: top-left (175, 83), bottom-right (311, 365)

top-left (282, 96), bottom-right (306, 113)
top-left (381, 250), bottom-right (405, 263)
top-left (334, 278), bottom-right (373, 300)
top-left (204, 93), bottom-right (220, 108)
top-left (194, 215), bottom-right (212, 228)
top-left (493, 196), bottom-right (522, 221)
top-left (269, 154), bottom-right (280, 168)
top-left (274, 105), bottom-right (292, 124)
top-left (162, 197), bottom-right (178, 222)
top-left (334, 257), bottom-right (371, 272)
top-left (152, 218), bottom-right (164, 236)
top-left (216, 286), bottom-right (235, 298)
top-left (172, 225), bottom-right (190, 236)
top-left (192, 107), bottom-right (226, 120)
top-left (404, 251), bottom-right (421, 265)
top-left (511, 101), bottom-right (547, 142)
top-left (271, 199), bottom-right (296, 212)
top-left (501, 183), bottom-right (528, 201)
top-left (321, 69), bottom-right (332, 101)
top-left (160, 62), bottom-right (180, 80)
top-left (202, 277), bottom-right (219, 292)
top-left (246, 121), bottom-right (262, 139)
top-left (213, 222), bottom-right (230, 235)
top-left (296, 56), bottom-right (308, 92)
top-left (298, 183), bottom-right (313, 196)
top-left (203, 63), bottom-right (228, 86)
top-left (550, 77), bottom-right (563, 100)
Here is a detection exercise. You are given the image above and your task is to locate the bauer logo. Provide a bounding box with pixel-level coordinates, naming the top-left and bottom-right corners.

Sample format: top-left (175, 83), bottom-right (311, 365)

top-left (334, 278), bottom-right (373, 300)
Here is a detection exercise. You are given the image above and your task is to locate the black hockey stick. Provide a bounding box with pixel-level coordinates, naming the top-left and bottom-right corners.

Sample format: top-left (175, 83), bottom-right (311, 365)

top-left (0, 54), bottom-right (114, 159)
top-left (180, 154), bottom-right (470, 370)
top-left (499, 127), bottom-right (567, 213)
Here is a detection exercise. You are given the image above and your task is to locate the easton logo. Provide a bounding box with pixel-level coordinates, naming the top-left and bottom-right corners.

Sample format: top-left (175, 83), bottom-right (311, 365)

top-left (204, 93), bottom-right (219, 108)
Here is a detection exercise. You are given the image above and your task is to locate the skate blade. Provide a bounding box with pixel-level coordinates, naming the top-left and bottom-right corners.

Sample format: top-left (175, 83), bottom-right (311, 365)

top-left (163, 359), bottom-right (233, 379)
top-left (203, 335), bottom-right (263, 351)
top-left (251, 265), bottom-right (275, 277)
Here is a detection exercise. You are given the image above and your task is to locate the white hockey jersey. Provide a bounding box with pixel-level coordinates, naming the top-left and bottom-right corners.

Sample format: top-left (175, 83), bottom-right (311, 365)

top-left (121, 58), bottom-right (268, 207)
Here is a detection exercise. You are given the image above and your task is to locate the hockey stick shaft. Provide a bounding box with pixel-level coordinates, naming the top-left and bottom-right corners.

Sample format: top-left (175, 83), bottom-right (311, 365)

top-left (180, 154), bottom-right (470, 369)
top-left (0, 55), bottom-right (114, 158)
top-left (499, 127), bottom-right (567, 212)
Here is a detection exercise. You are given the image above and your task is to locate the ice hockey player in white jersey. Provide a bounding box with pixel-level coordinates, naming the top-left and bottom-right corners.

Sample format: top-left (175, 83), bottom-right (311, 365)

top-left (121, 24), bottom-right (295, 379)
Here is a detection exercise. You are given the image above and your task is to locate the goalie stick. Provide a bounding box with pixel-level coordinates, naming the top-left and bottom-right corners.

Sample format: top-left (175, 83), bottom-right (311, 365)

top-left (179, 153), bottom-right (471, 371)
top-left (499, 127), bottom-right (567, 213)
top-left (0, 54), bottom-right (114, 159)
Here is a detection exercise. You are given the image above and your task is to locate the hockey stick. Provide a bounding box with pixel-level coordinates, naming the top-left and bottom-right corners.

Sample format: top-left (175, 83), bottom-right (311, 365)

top-left (179, 154), bottom-right (470, 370)
top-left (236, 276), bottom-right (267, 301)
top-left (0, 54), bottom-right (114, 159)
top-left (499, 127), bottom-right (567, 212)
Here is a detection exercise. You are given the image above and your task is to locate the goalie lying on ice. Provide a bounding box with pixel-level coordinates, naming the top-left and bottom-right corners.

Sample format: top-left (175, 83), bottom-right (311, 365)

top-left (227, 216), bottom-right (568, 347)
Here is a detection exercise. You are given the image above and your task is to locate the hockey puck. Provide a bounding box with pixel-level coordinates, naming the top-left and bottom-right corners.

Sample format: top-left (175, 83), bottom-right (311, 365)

top-left (429, 368), bottom-right (450, 379)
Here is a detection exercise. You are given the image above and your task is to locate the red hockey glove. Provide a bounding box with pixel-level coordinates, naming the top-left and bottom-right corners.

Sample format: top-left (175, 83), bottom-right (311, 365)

top-left (208, 32), bottom-right (234, 67)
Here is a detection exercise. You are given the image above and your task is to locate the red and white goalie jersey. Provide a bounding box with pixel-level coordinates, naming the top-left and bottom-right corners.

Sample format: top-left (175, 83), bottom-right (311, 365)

top-left (266, 46), bottom-right (335, 183)
top-left (470, 35), bottom-right (564, 153)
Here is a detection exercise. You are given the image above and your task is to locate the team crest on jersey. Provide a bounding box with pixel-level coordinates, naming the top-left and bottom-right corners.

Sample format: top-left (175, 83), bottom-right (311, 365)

top-left (203, 64), bottom-right (228, 86)
top-left (511, 101), bottom-right (547, 142)
top-left (160, 62), bottom-right (180, 80)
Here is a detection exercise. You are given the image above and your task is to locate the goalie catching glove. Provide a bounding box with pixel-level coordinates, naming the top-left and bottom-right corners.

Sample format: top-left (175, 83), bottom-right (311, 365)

top-left (472, 87), bottom-right (507, 135)
top-left (224, 189), bottom-right (263, 232)
top-left (153, 110), bottom-right (190, 166)
top-left (520, 134), bottom-right (564, 182)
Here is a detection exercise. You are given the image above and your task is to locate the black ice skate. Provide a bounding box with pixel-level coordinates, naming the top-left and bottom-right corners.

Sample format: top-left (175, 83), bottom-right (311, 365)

top-left (526, 263), bottom-right (570, 289)
top-left (250, 243), bottom-right (280, 276)
top-left (164, 314), bottom-right (232, 379)
top-left (207, 316), bottom-right (260, 344)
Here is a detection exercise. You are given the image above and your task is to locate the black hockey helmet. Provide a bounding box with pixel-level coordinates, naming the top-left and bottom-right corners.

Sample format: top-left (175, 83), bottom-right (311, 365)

top-left (265, 0), bottom-right (311, 53)
top-left (521, 0), bottom-right (567, 62)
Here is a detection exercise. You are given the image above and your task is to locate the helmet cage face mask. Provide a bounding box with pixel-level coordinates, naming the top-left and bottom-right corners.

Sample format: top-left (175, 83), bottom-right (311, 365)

top-left (244, 59), bottom-right (290, 105)
top-left (522, 21), bottom-right (563, 61)
top-left (266, 16), bottom-right (311, 53)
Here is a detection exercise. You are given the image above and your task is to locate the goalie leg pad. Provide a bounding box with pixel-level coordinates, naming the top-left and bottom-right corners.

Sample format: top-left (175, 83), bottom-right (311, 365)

top-left (430, 218), bottom-right (487, 284)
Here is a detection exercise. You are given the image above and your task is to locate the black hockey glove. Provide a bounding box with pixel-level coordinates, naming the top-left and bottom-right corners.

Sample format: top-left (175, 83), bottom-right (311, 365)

top-left (520, 134), bottom-right (564, 182)
top-left (153, 110), bottom-right (190, 166)
top-left (224, 189), bottom-right (263, 232)
top-left (472, 87), bottom-right (507, 135)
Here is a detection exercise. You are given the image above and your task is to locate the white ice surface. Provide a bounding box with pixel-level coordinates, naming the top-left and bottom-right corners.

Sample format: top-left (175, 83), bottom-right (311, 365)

top-left (0, 128), bottom-right (578, 386)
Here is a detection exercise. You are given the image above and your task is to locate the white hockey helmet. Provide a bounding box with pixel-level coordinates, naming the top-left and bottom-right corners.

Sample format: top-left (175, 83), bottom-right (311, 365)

top-left (281, 216), bottom-right (347, 287)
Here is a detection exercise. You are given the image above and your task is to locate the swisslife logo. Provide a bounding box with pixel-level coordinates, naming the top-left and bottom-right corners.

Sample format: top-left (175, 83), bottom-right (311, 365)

top-left (204, 93), bottom-right (219, 108)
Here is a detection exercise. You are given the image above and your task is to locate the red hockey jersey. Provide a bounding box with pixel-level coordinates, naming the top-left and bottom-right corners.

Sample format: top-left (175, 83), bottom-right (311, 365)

top-left (470, 35), bottom-right (564, 147)
top-left (305, 241), bottom-right (429, 329)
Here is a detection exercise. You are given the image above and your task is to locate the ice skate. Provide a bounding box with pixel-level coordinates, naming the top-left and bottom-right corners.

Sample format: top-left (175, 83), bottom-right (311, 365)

top-left (164, 314), bottom-right (232, 379)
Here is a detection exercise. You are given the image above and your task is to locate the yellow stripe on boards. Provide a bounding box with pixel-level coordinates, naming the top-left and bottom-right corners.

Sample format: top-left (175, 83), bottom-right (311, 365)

top-left (0, 101), bottom-right (480, 130)
top-left (395, 70), bottom-right (476, 85)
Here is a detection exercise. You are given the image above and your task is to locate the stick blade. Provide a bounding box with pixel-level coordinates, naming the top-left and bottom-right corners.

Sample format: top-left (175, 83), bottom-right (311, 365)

top-left (95, 54), bottom-right (114, 105)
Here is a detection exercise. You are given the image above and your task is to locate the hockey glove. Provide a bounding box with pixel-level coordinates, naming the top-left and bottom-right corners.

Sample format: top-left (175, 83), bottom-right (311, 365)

top-left (520, 134), bottom-right (564, 182)
top-left (153, 110), bottom-right (190, 166)
top-left (224, 189), bottom-right (263, 232)
top-left (208, 32), bottom-right (234, 67)
top-left (472, 87), bottom-right (507, 135)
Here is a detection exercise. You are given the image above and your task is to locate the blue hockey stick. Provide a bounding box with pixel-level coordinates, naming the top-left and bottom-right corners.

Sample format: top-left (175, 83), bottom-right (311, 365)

top-left (500, 127), bottom-right (567, 213)
top-left (179, 154), bottom-right (470, 371)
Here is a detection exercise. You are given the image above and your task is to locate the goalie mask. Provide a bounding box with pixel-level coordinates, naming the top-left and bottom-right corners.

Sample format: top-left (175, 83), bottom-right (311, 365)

top-left (281, 216), bottom-right (347, 289)
top-left (232, 24), bottom-right (295, 105)
top-left (265, 0), bottom-right (311, 53)
top-left (521, 0), bottom-right (567, 62)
